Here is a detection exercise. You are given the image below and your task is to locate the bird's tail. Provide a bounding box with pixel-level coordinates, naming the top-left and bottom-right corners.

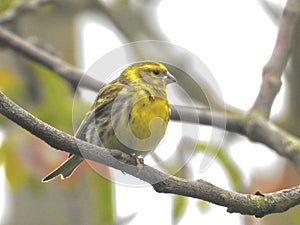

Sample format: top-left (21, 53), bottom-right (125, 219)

top-left (42, 155), bottom-right (84, 183)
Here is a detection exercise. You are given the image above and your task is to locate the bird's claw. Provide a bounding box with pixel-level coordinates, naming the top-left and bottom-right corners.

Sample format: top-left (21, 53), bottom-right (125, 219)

top-left (131, 153), bottom-right (144, 174)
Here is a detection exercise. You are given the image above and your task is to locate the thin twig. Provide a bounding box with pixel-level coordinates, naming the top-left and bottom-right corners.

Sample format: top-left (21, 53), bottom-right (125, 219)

top-left (251, 0), bottom-right (300, 117)
top-left (0, 25), bottom-right (102, 91)
top-left (0, 90), bottom-right (299, 217)
top-left (0, 0), bottom-right (299, 218)
top-left (1, 25), bottom-right (300, 171)
top-left (0, 0), bottom-right (55, 25)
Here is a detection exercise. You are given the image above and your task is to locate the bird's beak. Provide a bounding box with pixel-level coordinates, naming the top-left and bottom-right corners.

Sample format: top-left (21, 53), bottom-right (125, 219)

top-left (164, 72), bottom-right (176, 84)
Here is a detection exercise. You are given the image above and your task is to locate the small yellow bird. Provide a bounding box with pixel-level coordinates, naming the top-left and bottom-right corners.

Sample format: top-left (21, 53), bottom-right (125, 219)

top-left (42, 61), bottom-right (176, 182)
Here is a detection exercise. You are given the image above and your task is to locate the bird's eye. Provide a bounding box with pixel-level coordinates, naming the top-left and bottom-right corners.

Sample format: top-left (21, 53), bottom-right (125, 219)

top-left (152, 70), bottom-right (160, 75)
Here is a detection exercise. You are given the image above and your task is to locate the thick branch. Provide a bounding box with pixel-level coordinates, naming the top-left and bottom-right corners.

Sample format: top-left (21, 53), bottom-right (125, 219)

top-left (0, 90), bottom-right (300, 217)
top-left (0, 0), bottom-right (55, 24)
top-left (1, 26), bottom-right (300, 170)
top-left (251, 0), bottom-right (300, 117)
top-left (244, 114), bottom-right (300, 170)
top-left (171, 106), bottom-right (300, 171)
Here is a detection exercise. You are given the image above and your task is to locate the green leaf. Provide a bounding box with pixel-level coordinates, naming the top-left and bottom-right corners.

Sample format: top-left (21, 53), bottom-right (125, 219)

top-left (0, 0), bottom-right (15, 12)
top-left (86, 168), bottom-right (115, 225)
top-left (172, 195), bottom-right (188, 225)
top-left (0, 137), bottom-right (30, 190)
top-left (196, 200), bottom-right (211, 214)
top-left (30, 63), bottom-right (75, 131)
top-left (195, 142), bottom-right (242, 192)
top-left (152, 146), bottom-right (190, 224)
top-left (0, 66), bottom-right (24, 106)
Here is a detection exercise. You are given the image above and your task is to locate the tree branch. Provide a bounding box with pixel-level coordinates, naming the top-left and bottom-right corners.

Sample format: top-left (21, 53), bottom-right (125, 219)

top-left (0, 0), bottom-right (55, 25)
top-left (1, 25), bottom-right (300, 171)
top-left (171, 105), bottom-right (300, 171)
top-left (0, 90), bottom-right (300, 217)
top-left (1, 0), bottom-right (299, 219)
top-left (251, 0), bottom-right (300, 117)
top-left (0, 25), bottom-right (102, 91)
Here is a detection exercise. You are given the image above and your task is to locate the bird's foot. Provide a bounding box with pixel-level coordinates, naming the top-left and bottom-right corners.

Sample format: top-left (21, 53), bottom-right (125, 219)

top-left (131, 153), bottom-right (144, 174)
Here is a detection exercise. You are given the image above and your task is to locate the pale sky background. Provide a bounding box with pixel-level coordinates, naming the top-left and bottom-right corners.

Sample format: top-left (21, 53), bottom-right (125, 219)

top-left (0, 0), bottom-right (287, 224)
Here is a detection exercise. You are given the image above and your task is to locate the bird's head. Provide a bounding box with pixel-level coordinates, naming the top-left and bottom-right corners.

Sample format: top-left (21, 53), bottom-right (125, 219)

top-left (120, 61), bottom-right (176, 87)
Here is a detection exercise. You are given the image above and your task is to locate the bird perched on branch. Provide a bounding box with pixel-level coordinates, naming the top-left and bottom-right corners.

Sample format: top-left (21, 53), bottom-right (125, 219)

top-left (42, 61), bottom-right (176, 182)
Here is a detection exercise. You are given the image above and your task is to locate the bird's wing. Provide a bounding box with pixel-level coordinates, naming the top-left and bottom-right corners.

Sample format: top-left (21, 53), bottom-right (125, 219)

top-left (74, 82), bottom-right (126, 140)
top-left (42, 82), bottom-right (126, 182)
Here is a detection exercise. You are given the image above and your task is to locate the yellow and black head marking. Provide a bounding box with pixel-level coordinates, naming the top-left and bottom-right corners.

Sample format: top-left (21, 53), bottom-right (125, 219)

top-left (119, 61), bottom-right (176, 86)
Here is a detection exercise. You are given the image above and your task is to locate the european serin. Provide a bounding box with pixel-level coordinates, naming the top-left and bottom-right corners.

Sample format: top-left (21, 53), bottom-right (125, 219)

top-left (42, 61), bottom-right (176, 182)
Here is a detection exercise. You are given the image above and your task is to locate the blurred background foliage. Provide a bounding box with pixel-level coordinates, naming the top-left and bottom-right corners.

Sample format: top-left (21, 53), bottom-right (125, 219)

top-left (0, 0), bottom-right (300, 225)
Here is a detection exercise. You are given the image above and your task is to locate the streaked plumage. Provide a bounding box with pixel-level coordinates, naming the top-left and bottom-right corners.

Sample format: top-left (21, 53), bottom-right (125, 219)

top-left (42, 61), bottom-right (176, 182)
